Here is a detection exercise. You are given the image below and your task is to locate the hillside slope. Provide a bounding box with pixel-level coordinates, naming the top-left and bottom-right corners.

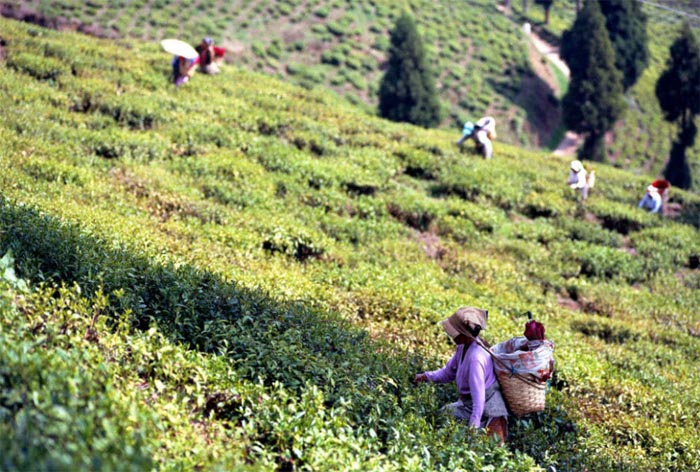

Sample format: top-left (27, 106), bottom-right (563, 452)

top-left (1, 0), bottom-right (550, 146)
top-left (3, 0), bottom-right (699, 190)
top-left (508, 0), bottom-right (700, 191)
top-left (1, 18), bottom-right (700, 471)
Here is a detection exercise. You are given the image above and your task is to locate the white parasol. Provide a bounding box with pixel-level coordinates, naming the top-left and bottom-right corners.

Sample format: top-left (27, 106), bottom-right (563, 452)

top-left (160, 39), bottom-right (198, 59)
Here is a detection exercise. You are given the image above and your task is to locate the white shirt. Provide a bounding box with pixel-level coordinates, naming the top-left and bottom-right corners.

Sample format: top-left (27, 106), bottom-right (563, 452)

top-left (567, 169), bottom-right (587, 189)
top-left (475, 117), bottom-right (496, 135)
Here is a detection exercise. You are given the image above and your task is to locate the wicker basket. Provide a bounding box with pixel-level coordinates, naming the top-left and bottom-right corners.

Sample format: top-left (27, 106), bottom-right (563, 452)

top-left (496, 371), bottom-right (546, 418)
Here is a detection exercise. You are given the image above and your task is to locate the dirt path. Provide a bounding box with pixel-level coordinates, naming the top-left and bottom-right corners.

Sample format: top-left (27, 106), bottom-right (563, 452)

top-left (528, 34), bottom-right (585, 157)
top-left (552, 131), bottom-right (582, 157)
top-left (496, 4), bottom-right (582, 157)
top-left (529, 32), bottom-right (569, 78)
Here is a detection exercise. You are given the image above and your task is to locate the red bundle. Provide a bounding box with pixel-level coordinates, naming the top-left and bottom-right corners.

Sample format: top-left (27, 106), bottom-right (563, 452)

top-left (524, 320), bottom-right (545, 341)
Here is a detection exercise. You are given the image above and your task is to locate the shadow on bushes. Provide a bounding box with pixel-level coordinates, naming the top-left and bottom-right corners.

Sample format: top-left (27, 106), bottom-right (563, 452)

top-left (0, 198), bottom-right (600, 470)
top-left (571, 319), bottom-right (640, 344)
top-left (508, 406), bottom-right (585, 471)
top-left (0, 198), bottom-right (423, 418)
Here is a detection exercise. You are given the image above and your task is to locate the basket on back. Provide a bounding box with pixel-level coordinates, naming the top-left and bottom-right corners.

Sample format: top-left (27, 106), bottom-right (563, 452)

top-left (491, 336), bottom-right (554, 418)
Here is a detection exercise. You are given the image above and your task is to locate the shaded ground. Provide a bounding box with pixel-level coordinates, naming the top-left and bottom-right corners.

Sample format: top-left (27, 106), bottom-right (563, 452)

top-left (497, 3), bottom-right (582, 157)
top-left (514, 39), bottom-right (562, 147)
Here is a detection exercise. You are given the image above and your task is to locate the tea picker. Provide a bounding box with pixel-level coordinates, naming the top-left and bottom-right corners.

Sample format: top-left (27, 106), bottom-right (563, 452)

top-left (413, 307), bottom-right (509, 444)
top-left (638, 179), bottom-right (670, 215)
top-left (566, 160), bottom-right (594, 201)
top-left (414, 308), bottom-right (554, 443)
top-left (195, 37), bottom-right (226, 75)
top-left (455, 116), bottom-right (497, 159)
top-left (160, 39), bottom-right (200, 87)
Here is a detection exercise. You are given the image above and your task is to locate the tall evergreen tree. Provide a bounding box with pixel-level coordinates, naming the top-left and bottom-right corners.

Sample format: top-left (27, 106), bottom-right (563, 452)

top-left (378, 13), bottom-right (441, 128)
top-left (561, 0), bottom-right (625, 162)
top-left (656, 22), bottom-right (700, 133)
top-left (656, 22), bottom-right (700, 189)
top-left (600, 0), bottom-right (649, 91)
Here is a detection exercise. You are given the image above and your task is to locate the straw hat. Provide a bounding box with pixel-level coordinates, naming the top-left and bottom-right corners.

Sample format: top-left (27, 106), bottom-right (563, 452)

top-left (570, 160), bottom-right (583, 172)
top-left (442, 307), bottom-right (488, 339)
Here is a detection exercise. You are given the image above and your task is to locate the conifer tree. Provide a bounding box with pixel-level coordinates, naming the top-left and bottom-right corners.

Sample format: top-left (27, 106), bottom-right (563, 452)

top-left (600, 0), bottom-right (649, 91)
top-left (378, 13), bottom-right (441, 128)
top-left (656, 22), bottom-right (700, 134)
top-left (656, 22), bottom-right (700, 189)
top-left (561, 0), bottom-right (624, 162)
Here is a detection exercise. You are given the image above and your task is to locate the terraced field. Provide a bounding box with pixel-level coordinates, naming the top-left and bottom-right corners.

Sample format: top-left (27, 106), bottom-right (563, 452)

top-left (3, 0), bottom-right (533, 142)
top-left (1, 16), bottom-right (700, 471)
top-left (3, 0), bottom-right (699, 190)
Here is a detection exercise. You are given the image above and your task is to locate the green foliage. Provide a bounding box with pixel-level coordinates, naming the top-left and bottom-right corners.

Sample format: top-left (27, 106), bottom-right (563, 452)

top-left (556, 218), bottom-right (623, 248)
top-left (378, 13), bottom-right (442, 128)
top-left (561, 0), bottom-right (625, 162)
top-left (655, 22), bottom-right (700, 128)
top-left (3, 0), bottom-right (698, 189)
top-left (656, 22), bottom-right (700, 189)
top-left (6, 52), bottom-right (69, 81)
top-left (0, 17), bottom-right (699, 471)
top-left (600, 0), bottom-right (649, 91)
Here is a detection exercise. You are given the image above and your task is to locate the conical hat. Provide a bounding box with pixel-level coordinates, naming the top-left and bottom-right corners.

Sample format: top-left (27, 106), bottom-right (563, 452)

top-left (160, 39), bottom-right (198, 59)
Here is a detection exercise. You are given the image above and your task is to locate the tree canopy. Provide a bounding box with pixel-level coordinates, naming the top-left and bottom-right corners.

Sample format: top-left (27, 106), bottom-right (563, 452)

top-left (656, 22), bottom-right (700, 130)
top-left (561, 0), bottom-right (625, 162)
top-left (378, 12), bottom-right (442, 128)
top-left (656, 21), bottom-right (700, 189)
top-left (600, 0), bottom-right (649, 91)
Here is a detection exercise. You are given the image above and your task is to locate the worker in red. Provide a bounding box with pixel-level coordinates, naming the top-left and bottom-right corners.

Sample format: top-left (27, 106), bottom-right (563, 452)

top-left (196, 37), bottom-right (226, 75)
top-left (639, 179), bottom-right (670, 215)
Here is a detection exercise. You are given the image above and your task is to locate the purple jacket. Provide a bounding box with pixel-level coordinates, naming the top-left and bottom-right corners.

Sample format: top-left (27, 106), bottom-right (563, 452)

top-left (424, 340), bottom-right (497, 428)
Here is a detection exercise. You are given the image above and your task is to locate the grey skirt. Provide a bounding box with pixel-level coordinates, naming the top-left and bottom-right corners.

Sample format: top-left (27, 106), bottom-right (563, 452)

top-left (441, 382), bottom-right (509, 428)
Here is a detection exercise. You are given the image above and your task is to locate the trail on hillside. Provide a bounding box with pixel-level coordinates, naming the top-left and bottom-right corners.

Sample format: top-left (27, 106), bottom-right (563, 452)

top-left (527, 30), bottom-right (583, 157)
top-left (497, 4), bottom-right (582, 157)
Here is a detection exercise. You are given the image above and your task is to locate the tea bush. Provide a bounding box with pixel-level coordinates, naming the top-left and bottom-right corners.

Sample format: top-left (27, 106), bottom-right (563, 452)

top-left (1, 18), bottom-right (699, 471)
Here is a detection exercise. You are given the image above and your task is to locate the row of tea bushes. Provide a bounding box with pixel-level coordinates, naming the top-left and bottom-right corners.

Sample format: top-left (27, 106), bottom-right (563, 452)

top-left (1, 18), bottom-right (699, 470)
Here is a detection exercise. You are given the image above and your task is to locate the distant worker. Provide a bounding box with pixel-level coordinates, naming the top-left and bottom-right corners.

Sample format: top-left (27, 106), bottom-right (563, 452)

top-left (413, 307), bottom-right (508, 444)
top-left (638, 179), bottom-right (670, 214)
top-left (456, 116), bottom-right (497, 159)
top-left (172, 54), bottom-right (199, 87)
top-left (567, 160), bottom-right (591, 201)
top-left (196, 37), bottom-right (225, 75)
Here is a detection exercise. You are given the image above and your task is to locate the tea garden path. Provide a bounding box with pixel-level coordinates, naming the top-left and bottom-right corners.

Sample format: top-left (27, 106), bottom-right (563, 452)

top-left (528, 31), bottom-right (584, 157)
top-left (496, 3), bottom-right (582, 158)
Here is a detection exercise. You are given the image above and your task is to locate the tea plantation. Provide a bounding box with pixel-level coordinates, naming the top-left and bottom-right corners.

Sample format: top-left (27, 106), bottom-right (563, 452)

top-left (507, 0), bottom-right (700, 191)
top-left (5, 0), bottom-right (533, 144)
top-left (1, 17), bottom-right (700, 471)
top-left (4, 0), bottom-right (699, 190)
